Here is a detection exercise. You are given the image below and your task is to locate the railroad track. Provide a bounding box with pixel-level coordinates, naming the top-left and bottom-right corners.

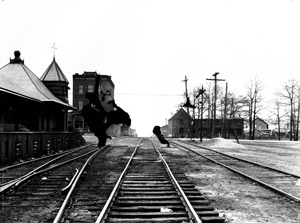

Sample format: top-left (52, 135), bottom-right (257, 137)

top-left (93, 138), bottom-right (225, 223)
top-left (0, 144), bottom-right (97, 194)
top-left (58, 140), bottom-right (139, 222)
top-left (0, 143), bottom-right (108, 222)
top-left (172, 140), bottom-right (300, 203)
top-left (1, 138), bottom-right (226, 222)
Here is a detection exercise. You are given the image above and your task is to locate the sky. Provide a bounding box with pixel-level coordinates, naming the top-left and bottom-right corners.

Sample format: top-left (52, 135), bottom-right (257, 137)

top-left (0, 0), bottom-right (299, 136)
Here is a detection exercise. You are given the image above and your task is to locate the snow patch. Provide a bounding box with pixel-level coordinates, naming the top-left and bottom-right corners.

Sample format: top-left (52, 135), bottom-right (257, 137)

top-left (200, 137), bottom-right (245, 149)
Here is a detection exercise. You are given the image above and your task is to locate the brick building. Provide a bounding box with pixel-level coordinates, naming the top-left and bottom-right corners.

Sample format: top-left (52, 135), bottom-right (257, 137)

top-left (69, 71), bottom-right (124, 137)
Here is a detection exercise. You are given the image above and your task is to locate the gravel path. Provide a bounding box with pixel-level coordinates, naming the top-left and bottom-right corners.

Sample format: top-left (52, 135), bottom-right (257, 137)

top-left (162, 138), bottom-right (300, 223)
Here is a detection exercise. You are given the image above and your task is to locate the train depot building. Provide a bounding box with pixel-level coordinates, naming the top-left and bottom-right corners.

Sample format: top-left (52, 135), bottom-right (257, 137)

top-left (0, 51), bottom-right (84, 165)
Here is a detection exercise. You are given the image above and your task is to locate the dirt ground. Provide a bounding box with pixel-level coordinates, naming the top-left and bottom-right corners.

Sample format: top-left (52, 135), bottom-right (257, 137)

top-left (4, 136), bottom-right (300, 222)
top-left (159, 138), bottom-right (300, 223)
top-left (82, 135), bottom-right (300, 222)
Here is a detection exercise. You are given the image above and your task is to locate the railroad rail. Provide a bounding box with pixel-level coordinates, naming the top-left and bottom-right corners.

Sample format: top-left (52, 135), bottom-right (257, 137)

top-left (172, 140), bottom-right (300, 203)
top-left (55, 141), bottom-right (139, 222)
top-left (94, 138), bottom-right (224, 223)
top-left (1, 138), bottom-right (226, 222)
top-left (0, 144), bottom-right (96, 194)
top-left (0, 144), bottom-right (108, 222)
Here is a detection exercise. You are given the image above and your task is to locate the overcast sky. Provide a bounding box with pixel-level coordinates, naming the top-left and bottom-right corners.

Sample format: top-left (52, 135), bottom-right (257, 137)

top-left (0, 0), bottom-right (299, 136)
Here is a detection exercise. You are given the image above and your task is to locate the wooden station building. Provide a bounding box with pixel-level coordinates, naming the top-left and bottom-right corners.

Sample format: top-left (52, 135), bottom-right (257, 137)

top-left (0, 51), bottom-right (84, 165)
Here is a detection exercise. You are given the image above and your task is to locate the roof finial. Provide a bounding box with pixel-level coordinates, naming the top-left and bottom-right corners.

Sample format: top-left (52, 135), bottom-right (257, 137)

top-left (10, 50), bottom-right (24, 64)
top-left (51, 42), bottom-right (58, 59)
top-left (14, 50), bottom-right (21, 59)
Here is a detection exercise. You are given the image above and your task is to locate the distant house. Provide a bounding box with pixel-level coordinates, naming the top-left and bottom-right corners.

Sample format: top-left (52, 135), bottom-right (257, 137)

top-left (255, 117), bottom-right (268, 130)
top-left (167, 108), bottom-right (244, 139)
top-left (168, 108), bottom-right (192, 138)
top-left (244, 117), bottom-right (270, 139)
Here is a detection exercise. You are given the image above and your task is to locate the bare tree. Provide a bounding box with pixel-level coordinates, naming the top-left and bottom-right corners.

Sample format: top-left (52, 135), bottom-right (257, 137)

top-left (228, 95), bottom-right (248, 118)
top-left (296, 87), bottom-right (300, 141)
top-left (278, 79), bottom-right (299, 141)
top-left (246, 76), bottom-right (264, 140)
top-left (269, 99), bottom-right (288, 140)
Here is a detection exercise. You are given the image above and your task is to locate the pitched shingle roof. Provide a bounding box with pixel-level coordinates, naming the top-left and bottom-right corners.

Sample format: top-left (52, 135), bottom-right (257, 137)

top-left (0, 51), bottom-right (73, 109)
top-left (40, 57), bottom-right (69, 83)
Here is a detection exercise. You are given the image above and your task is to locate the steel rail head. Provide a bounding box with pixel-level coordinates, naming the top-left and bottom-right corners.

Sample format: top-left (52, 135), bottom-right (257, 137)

top-left (95, 139), bottom-right (144, 223)
top-left (0, 144), bottom-right (92, 173)
top-left (14, 147), bottom-right (100, 188)
top-left (173, 141), bottom-right (300, 203)
top-left (1, 144), bottom-right (92, 189)
top-left (178, 140), bottom-right (300, 179)
top-left (0, 150), bottom-right (82, 194)
top-left (0, 181), bottom-right (19, 194)
top-left (150, 138), bottom-right (202, 223)
top-left (61, 168), bottom-right (79, 194)
top-left (53, 144), bottom-right (110, 223)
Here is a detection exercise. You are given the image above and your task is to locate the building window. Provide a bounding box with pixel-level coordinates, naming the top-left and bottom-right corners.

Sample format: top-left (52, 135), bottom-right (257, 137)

top-left (78, 100), bottom-right (83, 110)
top-left (78, 85), bottom-right (83, 94)
top-left (179, 119), bottom-right (184, 125)
top-left (88, 85), bottom-right (93, 92)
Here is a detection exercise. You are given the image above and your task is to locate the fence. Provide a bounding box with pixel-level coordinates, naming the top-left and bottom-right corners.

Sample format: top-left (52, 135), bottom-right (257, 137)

top-left (0, 132), bottom-right (86, 165)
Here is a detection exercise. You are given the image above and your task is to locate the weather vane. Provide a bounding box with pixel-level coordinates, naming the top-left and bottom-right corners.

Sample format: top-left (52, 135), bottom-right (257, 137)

top-left (51, 42), bottom-right (58, 58)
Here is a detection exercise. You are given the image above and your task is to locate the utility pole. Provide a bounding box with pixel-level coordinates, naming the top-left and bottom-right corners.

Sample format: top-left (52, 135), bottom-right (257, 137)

top-left (196, 85), bottom-right (206, 142)
top-left (182, 76), bottom-right (189, 115)
top-left (222, 82), bottom-right (228, 137)
top-left (206, 72), bottom-right (225, 138)
top-left (182, 76), bottom-right (195, 139)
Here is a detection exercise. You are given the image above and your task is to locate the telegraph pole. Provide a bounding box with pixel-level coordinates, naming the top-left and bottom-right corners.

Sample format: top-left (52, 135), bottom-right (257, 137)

top-left (182, 76), bottom-right (189, 114)
top-left (206, 72), bottom-right (225, 138)
top-left (182, 76), bottom-right (195, 139)
top-left (196, 85), bottom-right (206, 142)
top-left (222, 82), bottom-right (228, 137)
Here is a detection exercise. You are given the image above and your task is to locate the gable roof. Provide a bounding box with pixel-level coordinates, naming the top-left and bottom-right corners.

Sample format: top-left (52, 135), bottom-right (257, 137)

top-left (169, 108), bottom-right (191, 120)
top-left (255, 117), bottom-right (268, 125)
top-left (0, 52), bottom-right (73, 109)
top-left (40, 57), bottom-right (69, 83)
